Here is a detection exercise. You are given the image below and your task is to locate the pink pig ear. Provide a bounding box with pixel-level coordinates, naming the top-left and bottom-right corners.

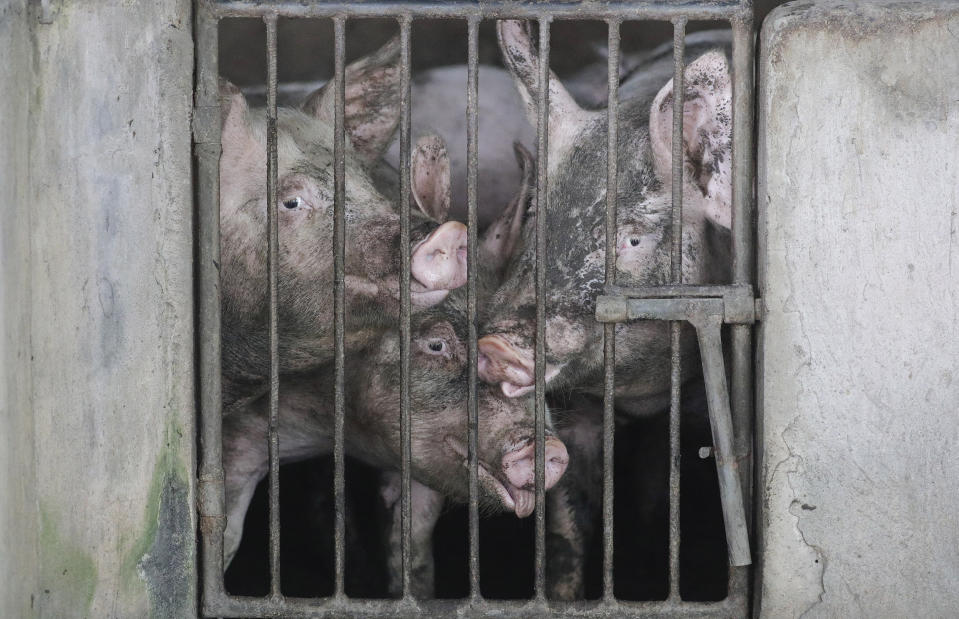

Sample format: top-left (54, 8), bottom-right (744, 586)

top-left (219, 78), bottom-right (259, 164)
top-left (410, 135), bottom-right (452, 223)
top-left (649, 50), bottom-right (732, 230)
top-left (302, 36), bottom-right (402, 164)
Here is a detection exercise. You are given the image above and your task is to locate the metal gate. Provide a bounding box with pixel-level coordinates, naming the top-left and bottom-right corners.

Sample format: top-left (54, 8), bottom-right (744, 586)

top-left (193, 0), bottom-right (756, 616)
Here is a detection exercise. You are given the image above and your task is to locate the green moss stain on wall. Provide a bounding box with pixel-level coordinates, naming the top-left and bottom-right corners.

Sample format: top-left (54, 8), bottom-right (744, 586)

top-left (121, 419), bottom-right (195, 618)
top-left (38, 505), bottom-right (98, 616)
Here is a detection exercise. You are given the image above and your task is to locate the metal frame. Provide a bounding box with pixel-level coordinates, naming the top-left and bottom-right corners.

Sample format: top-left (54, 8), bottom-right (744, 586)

top-left (193, 0), bottom-right (756, 616)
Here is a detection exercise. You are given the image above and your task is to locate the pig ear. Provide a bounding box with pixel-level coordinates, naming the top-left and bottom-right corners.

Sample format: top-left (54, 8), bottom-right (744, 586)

top-left (410, 135), bottom-right (452, 223)
top-left (302, 35), bottom-right (402, 164)
top-left (479, 141), bottom-right (535, 274)
top-left (220, 78), bottom-right (257, 156)
top-left (497, 20), bottom-right (587, 144)
top-left (649, 50), bottom-right (732, 229)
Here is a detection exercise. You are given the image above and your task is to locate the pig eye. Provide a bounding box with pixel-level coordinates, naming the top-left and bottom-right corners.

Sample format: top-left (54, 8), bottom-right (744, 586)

top-left (629, 237), bottom-right (640, 247)
top-left (427, 339), bottom-right (446, 353)
top-left (282, 196), bottom-right (303, 210)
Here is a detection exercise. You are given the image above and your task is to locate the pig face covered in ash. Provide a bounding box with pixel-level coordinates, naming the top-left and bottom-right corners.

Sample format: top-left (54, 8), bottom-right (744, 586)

top-left (218, 37), bottom-right (467, 395)
top-left (351, 291), bottom-right (568, 518)
top-left (479, 21), bottom-right (733, 401)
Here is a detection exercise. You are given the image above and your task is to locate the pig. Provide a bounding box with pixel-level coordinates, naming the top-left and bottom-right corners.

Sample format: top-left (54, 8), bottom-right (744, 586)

top-left (378, 141), bottom-right (542, 598)
top-left (221, 141), bottom-right (568, 582)
top-left (475, 21), bottom-right (734, 599)
top-left (478, 19), bottom-right (733, 417)
top-left (218, 37), bottom-right (468, 409)
top-left (221, 293), bottom-right (569, 572)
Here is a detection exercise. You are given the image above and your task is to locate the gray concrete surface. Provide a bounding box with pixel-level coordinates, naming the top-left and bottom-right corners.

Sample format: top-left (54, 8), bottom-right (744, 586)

top-left (0, 1), bottom-right (198, 616)
top-left (1, 1), bottom-right (38, 617)
top-left (757, 1), bottom-right (959, 616)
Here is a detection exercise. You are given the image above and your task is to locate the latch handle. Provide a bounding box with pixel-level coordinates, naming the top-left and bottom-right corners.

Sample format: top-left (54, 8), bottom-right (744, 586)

top-left (693, 314), bottom-right (751, 567)
top-left (596, 293), bottom-right (752, 566)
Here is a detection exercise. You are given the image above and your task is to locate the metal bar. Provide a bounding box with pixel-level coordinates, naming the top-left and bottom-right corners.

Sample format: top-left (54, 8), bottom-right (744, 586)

top-left (264, 14), bottom-right (282, 599)
top-left (194, 2), bottom-right (227, 612)
top-left (667, 17), bottom-right (686, 602)
top-left (693, 317), bottom-right (751, 566)
top-left (601, 16), bottom-right (620, 603)
top-left (533, 16), bottom-right (551, 602)
top-left (209, 1), bottom-right (743, 21)
top-left (465, 15), bottom-right (482, 602)
top-left (731, 8), bottom-right (756, 602)
top-left (605, 284), bottom-right (749, 299)
top-left (596, 298), bottom-right (723, 324)
top-left (398, 14), bottom-right (414, 601)
top-left (205, 594), bottom-right (747, 618)
top-left (332, 15), bottom-right (347, 600)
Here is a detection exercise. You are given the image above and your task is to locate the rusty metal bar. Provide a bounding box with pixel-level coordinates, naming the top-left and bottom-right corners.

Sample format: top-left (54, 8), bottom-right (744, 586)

top-left (534, 16), bottom-right (551, 602)
top-left (210, 1), bottom-right (743, 21)
top-left (465, 14), bottom-right (482, 602)
top-left (605, 284), bottom-right (748, 299)
top-left (602, 16), bottom-right (620, 603)
top-left (194, 2), bottom-right (227, 612)
top-left (398, 14), bottom-right (414, 601)
top-left (668, 16), bottom-right (686, 602)
top-left (730, 7), bottom-right (756, 599)
top-left (264, 14), bottom-right (283, 599)
top-left (205, 593), bottom-right (746, 618)
top-left (332, 14), bottom-right (347, 599)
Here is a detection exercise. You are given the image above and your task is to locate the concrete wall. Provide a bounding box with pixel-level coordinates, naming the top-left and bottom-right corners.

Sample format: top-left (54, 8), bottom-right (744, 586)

top-left (1, 1), bottom-right (39, 617)
top-left (1, 1), bottom-right (197, 616)
top-left (757, 1), bottom-right (959, 616)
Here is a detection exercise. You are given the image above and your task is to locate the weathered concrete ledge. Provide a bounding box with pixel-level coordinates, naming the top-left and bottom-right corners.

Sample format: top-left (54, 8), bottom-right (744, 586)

top-left (757, 1), bottom-right (959, 616)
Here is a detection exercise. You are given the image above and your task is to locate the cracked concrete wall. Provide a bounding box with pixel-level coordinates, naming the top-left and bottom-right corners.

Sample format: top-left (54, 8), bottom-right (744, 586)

top-left (0, 1), bottom-right (198, 616)
top-left (757, 1), bottom-right (959, 616)
top-left (1, 1), bottom-right (39, 616)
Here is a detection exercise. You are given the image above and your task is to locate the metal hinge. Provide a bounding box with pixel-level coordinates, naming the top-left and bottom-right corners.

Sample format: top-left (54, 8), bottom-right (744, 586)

top-left (596, 284), bottom-right (754, 567)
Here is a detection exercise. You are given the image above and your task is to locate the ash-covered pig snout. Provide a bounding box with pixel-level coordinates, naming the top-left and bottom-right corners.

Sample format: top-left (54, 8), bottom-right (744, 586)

top-left (501, 437), bottom-right (569, 492)
top-left (411, 220), bottom-right (468, 291)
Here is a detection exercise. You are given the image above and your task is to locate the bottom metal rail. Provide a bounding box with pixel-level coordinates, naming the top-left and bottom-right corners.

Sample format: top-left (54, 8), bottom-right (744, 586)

top-left (596, 288), bottom-right (754, 567)
top-left (203, 592), bottom-right (749, 618)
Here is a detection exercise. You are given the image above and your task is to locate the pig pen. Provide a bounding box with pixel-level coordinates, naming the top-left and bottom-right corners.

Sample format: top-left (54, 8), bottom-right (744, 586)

top-left (199, 2), bottom-right (755, 616)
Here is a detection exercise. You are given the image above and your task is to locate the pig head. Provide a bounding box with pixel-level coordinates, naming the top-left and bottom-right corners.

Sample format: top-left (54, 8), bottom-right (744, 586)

top-left (479, 21), bottom-right (733, 411)
top-left (218, 37), bottom-right (467, 405)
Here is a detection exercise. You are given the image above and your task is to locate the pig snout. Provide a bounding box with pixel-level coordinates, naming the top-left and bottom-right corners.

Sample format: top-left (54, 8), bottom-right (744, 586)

top-left (502, 438), bottom-right (569, 493)
top-left (411, 221), bottom-right (467, 291)
top-left (478, 334), bottom-right (535, 397)
top-left (445, 435), bottom-right (569, 518)
top-left (497, 437), bottom-right (569, 518)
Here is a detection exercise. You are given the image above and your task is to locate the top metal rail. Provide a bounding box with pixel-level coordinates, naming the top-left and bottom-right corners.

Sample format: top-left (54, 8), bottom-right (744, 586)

top-left (209, 0), bottom-right (750, 20)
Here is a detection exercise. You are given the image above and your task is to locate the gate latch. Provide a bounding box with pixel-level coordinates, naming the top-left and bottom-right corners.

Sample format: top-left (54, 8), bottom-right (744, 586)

top-left (596, 284), bottom-right (754, 567)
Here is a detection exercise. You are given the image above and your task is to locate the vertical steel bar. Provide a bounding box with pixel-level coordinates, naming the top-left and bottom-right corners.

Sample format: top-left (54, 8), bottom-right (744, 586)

top-left (602, 17), bottom-right (621, 603)
top-left (667, 17), bottom-right (686, 603)
top-left (533, 16), bottom-right (551, 602)
top-left (332, 15), bottom-right (347, 600)
top-left (194, 2), bottom-right (226, 608)
top-left (264, 13), bottom-right (282, 600)
top-left (731, 5), bottom-right (756, 598)
top-left (465, 15), bottom-right (482, 602)
top-left (398, 15), bottom-right (414, 601)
